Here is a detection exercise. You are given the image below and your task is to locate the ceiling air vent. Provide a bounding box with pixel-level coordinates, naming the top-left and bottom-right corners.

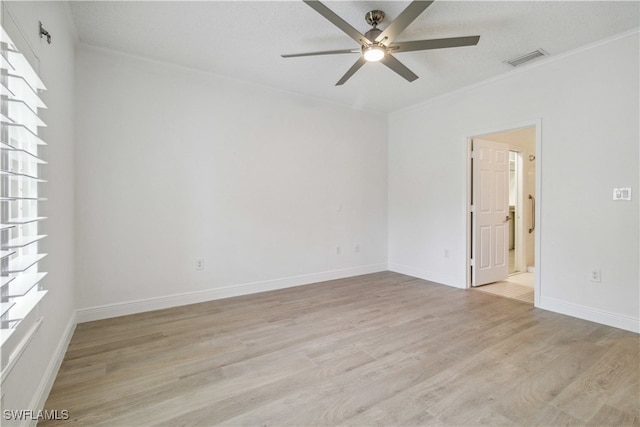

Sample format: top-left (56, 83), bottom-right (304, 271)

top-left (505, 49), bottom-right (548, 67)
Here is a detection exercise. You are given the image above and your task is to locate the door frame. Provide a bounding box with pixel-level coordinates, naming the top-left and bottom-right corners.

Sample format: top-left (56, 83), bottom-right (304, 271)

top-left (465, 119), bottom-right (542, 306)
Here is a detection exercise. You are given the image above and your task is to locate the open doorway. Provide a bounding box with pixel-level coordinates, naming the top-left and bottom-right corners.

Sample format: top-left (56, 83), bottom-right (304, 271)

top-left (467, 124), bottom-right (538, 304)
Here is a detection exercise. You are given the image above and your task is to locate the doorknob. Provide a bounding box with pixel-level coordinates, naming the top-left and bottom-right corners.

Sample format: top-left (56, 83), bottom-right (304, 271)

top-left (504, 215), bottom-right (510, 222)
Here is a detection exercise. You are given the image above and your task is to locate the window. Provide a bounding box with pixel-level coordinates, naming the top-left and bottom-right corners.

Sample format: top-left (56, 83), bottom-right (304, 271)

top-left (0, 24), bottom-right (48, 373)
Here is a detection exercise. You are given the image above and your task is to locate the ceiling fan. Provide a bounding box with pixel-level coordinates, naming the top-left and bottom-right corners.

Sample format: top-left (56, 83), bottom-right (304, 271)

top-left (282, 0), bottom-right (480, 86)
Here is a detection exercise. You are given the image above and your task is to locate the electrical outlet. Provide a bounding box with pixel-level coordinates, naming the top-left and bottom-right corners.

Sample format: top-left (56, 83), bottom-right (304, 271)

top-left (195, 258), bottom-right (205, 270)
top-left (355, 244), bottom-right (361, 253)
top-left (590, 268), bottom-right (601, 282)
top-left (336, 246), bottom-right (341, 255)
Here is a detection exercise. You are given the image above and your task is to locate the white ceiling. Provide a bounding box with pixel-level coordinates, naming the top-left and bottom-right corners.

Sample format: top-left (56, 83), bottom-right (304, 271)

top-left (69, 1), bottom-right (639, 112)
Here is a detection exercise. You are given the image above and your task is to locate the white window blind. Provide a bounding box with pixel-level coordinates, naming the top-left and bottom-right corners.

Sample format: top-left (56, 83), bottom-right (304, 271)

top-left (0, 24), bottom-right (48, 373)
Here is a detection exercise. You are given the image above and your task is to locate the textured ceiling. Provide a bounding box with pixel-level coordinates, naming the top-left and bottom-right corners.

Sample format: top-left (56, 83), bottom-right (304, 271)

top-left (69, 1), bottom-right (639, 112)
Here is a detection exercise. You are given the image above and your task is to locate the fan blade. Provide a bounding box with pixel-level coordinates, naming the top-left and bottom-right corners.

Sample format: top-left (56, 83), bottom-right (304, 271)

top-left (336, 56), bottom-right (367, 86)
top-left (380, 54), bottom-right (418, 82)
top-left (390, 36), bottom-right (480, 53)
top-left (282, 49), bottom-right (359, 58)
top-left (304, 0), bottom-right (371, 45)
top-left (375, 1), bottom-right (434, 45)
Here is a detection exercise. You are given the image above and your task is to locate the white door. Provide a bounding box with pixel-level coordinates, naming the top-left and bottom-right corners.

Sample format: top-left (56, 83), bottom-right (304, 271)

top-left (472, 139), bottom-right (509, 286)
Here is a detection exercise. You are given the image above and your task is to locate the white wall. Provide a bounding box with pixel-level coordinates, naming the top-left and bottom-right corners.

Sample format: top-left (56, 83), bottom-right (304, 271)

top-left (74, 46), bottom-right (388, 319)
top-left (388, 31), bottom-right (639, 332)
top-left (1, 1), bottom-right (76, 423)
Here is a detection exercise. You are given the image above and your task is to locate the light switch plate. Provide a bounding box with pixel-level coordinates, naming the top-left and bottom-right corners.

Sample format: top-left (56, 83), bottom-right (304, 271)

top-left (613, 187), bottom-right (631, 201)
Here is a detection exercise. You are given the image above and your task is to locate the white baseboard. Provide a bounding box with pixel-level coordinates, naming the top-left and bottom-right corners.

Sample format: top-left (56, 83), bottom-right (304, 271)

top-left (538, 295), bottom-right (639, 333)
top-left (76, 264), bottom-right (388, 323)
top-left (388, 263), bottom-right (463, 289)
top-left (28, 312), bottom-right (77, 427)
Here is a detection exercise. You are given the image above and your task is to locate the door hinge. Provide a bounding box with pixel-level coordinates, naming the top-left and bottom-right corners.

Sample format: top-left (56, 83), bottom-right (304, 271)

top-left (470, 151), bottom-right (476, 159)
top-left (470, 205), bottom-right (475, 213)
top-left (469, 258), bottom-right (475, 267)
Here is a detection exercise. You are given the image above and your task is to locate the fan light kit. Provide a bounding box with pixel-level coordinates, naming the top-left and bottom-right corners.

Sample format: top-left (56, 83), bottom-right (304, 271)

top-left (282, 0), bottom-right (481, 86)
top-left (363, 45), bottom-right (385, 62)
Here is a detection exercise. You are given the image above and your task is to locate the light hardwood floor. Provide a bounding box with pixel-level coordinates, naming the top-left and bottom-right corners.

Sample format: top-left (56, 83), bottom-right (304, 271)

top-left (475, 273), bottom-right (535, 304)
top-left (42, 272), bottom-right (639, 426)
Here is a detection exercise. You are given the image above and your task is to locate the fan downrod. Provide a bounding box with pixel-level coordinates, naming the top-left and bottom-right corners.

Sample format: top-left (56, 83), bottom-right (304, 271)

top-left (365, 10), bottom-right (385, 28)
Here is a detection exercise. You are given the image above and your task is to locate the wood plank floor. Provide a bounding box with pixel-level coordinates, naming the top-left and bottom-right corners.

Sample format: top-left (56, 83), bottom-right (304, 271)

top-left (474, 281), bottom-right (534, 304)
top-left (41, 272), bottom-right (639, 426)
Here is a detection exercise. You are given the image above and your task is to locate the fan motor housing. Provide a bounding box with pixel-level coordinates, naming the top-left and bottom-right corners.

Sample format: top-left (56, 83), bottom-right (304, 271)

top-left (364, 28), bottom-right (383, 44)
